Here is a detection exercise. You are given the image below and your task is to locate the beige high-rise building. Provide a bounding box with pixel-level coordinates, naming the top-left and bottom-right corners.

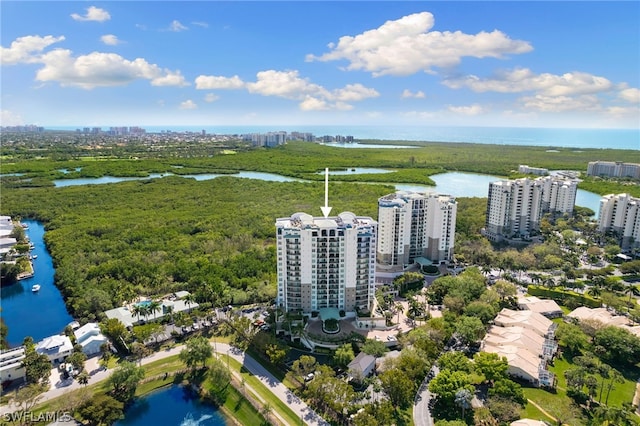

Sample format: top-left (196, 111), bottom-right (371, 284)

top-left (377, 191), bottom-right (457, 266)
top-left (275, 212), bottom-right (377, 313)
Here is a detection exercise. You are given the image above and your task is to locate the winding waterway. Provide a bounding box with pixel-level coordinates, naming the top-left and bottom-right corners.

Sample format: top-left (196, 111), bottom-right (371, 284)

top-left (0, 220), bottom-right (73, 347)
top-left (53, 171), bottom-right (604, 215)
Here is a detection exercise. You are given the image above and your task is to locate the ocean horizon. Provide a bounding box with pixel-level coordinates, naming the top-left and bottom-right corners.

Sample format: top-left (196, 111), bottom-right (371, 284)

top-left (45, 125), bottom-right (639, 150)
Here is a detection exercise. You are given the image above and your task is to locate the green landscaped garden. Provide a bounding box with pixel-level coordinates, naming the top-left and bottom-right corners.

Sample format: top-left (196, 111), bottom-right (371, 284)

top-left (522, 354), bottom-right (640, 426)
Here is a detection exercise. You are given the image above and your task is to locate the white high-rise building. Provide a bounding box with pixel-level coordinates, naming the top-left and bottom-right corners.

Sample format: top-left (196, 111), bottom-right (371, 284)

top-left (377, 191), bottom-right (457, 266)
top-left (276, 212), bottom-right (377, 313)
top-left (537, 176), bottom-right (578, 214)
top-left (485, 176), bottom-right (578, 242)
top-left (587, 161), bottom-right (640, 179)
top-left (485, 178), bottom-right (544, 242)
top-left (598, 193), bottom-right (640, 250)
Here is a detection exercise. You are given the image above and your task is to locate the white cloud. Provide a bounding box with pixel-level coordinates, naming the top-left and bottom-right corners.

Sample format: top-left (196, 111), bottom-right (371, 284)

top-left (519, 94), bottom-right (601, 112)
top-left (179, 100), bottom-right (197, 110)
top-left (306, 12), bottom-right (532, 76)
top-left (100, 35), bottom-right (121, 46)
top-left (35, 50), bottom-right (188, 89)
top-left (204, 93), bottom-right (219, 102)
top-left (245, 70), bottom-right (378, 110)
top-left (71, 6), bottom-right (111, 22)
top-left (169, 20), bottom-right (188, 32)
top-left (443, 68), bottom-right (613, 96)
top-left (619, 88), bottom-right (640, 103)
top-left (196, 70), bottom-right (377, 111)
top-left (401, 89), bottom-right (426, 99)
top-left (333, 84), bottom-right (379, 102)
top-left (1, 109), bottom-right (24, 126)
top-left (299, 96), bottom-right (330, 111)
top-left (192, 21), bottom-right (209, 28)
top-left (246, 70), bottom-right (328, 98)
top-left (1, 35), bottom-right (65, 65)
top-left (447, 104), bottom-right (485, 115)
top-left (195, 75), bottom-right (245, 89)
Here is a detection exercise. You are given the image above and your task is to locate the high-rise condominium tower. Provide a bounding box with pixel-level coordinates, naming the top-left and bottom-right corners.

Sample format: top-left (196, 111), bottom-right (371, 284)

top-left (377, 191), bottom-right (457, 266)
top-left (275, 212), bottom-right (377, 313)
top-left (598, 193), bottom-right (640, 250)
top-left (484, 176), bottom-right (578, 242)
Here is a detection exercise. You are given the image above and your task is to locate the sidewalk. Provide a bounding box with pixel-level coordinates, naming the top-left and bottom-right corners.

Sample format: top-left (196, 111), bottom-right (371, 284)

top-left (1, 342), bottom-right (328, 426)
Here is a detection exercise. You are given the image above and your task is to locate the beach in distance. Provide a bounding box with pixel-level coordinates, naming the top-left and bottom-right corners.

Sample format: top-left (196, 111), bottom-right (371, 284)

top-left (109, 125), bottom-right (639, 151)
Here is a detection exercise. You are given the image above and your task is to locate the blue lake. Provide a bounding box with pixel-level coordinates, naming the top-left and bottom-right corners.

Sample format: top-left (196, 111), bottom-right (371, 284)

top-left (0, 220), bottom-right (73, 347)
top-left (115, 385), bottom-right (226, 426)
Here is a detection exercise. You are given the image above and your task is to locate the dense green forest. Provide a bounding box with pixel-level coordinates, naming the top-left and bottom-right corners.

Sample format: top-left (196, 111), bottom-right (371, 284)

top-left (1, 177), bottom-right (393, 322)
top-left (1, 138), bottom-right (639, 322)
top-left (3, 140), bottom-right (640, 192)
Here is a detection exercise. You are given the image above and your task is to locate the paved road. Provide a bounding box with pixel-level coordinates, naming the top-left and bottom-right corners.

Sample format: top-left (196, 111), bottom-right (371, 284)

top-left (1, 342), bottom-right (328, 426)
top-left (413, 366), bottom-right (438, 426)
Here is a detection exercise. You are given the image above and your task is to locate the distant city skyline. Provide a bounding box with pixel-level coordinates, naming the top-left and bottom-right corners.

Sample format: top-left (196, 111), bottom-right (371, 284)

top-left (1, 1), bottom-right (639, 129)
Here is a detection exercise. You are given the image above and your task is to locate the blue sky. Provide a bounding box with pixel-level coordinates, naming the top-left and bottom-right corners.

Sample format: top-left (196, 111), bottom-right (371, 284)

top-left (1, 1), bottom-right (639, 129)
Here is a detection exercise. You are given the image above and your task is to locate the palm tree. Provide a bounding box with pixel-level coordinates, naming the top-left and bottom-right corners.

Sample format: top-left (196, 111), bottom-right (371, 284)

top-left (183, 293), bottom-right (195, 311)
top-left (625, 284), bottom-right (640, 304)
top-left (588, 286), bottom-right (602, 299)
top-left (455, 388), bottom-right (473, 418)
top-left (543, 277), bottom-right (556, 289)
top-left (165, 304), bottom-right (175, 324)
top-left (148, 300), bottom-right (161, 321)
top-left (131, 304), bottom-right (144, 324)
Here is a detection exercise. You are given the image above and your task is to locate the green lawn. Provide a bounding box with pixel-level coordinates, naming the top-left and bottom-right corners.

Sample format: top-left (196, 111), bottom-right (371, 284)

top-left (522, 387), bottom-right (585, 426)
top-left (522, 354), bottom-right (639, 426)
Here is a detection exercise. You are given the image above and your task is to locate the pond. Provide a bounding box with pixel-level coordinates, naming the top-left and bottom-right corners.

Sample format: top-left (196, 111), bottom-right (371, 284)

top-left (114, 385), bottom-right (227, 426)
top-left (0, 220), bottom-right (73, 346)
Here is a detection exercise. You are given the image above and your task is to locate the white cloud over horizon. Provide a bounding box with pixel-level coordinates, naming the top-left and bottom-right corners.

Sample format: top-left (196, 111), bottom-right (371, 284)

top-left (306, 12), bottom-right (533, 76)
top-left (71, 6), bottom-right (111, 22)
top-left (443, 68), bottom-right (614, 97)
top-left (1, 109), bottom-right (24, 126)
top-left (196, 70), bottom-right (379, 111)
top-left (179, 100), bottom-right (197, 109)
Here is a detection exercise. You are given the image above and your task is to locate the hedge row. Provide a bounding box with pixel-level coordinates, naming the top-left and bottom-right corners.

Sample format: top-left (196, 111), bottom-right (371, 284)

top-left (527, 285), bottom-right (601, 308)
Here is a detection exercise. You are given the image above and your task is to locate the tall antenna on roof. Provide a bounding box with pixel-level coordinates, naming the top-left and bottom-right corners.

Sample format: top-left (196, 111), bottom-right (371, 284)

top-left (320, 168), bottom-right (332, 218)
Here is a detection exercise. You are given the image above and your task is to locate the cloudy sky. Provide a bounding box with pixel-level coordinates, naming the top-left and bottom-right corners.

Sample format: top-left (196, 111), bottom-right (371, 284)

top-left (1, 1), bottom-right (639, 128)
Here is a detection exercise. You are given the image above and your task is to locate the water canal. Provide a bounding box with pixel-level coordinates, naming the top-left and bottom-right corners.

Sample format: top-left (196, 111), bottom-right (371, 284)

top-left (0, 220), bottom-right (73, 347)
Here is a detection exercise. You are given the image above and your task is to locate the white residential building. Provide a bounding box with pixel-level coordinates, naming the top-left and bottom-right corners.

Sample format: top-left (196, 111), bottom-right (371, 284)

top-left (74, 322), bottom-right (108, 356)
top-left (275, 212), bottom-right (377, 313)
top-left (597, 193), bottom-right (640, 250)
top-left (484, 176), bottom-right (578, 242)
top-left (587, 161), bottom-right (640, 179)
top-left (0, 346), bottom-right (26, 384)
top-left (377, 191), bottom-right (457, 266)
top-left (537, 176), bottom-right (578, 214)
top-left (35, 334), bottom-right (73, 363)
top-left (518, 165), bottom-right (549, 176)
